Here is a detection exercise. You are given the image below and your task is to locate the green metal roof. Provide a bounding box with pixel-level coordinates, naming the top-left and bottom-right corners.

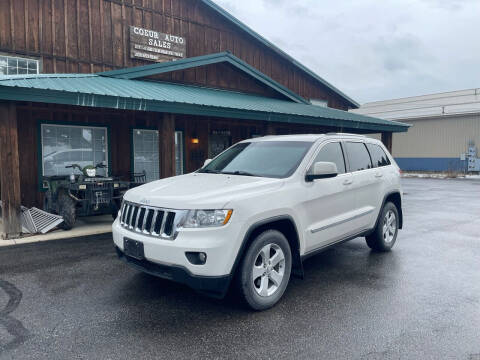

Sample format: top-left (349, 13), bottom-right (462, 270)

top-left (201, 0), bottom-right (361, 109)
top-left (99, 52), bottom-right (309, 104)
top-left (0, 74), bottom-right (409, 132)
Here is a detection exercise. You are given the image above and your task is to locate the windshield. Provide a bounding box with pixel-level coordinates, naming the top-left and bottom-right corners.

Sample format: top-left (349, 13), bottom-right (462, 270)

top-left (198, 141), bottom-right (314, 178)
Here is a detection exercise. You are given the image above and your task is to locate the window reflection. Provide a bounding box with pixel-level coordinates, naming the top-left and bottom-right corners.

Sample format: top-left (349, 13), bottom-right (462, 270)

top-left (42, 124), bottom-right (108, 176)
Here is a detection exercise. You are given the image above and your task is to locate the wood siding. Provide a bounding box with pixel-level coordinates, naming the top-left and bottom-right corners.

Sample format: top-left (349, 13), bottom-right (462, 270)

top-left (0, 0), bottom-right (350, 110)
top-left (146, 62), bottom-right (285, 99)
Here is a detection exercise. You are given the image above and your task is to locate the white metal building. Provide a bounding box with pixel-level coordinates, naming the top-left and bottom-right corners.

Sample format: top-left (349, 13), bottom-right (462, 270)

top-left (351, 89), bottom-right (480, 171)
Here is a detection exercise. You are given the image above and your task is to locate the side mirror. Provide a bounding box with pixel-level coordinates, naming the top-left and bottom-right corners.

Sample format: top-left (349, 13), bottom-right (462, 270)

top-left (203, 159), bottom-right (212, 167)
top-left (305, 162), bottom-right (338, 182)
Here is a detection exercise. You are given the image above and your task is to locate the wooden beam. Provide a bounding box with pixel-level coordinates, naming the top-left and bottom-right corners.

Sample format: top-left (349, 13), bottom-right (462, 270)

top-left (0, 101), bottom-right (22, 239)
top-left (160, 113), bottom-right (176, 178)
top-left (381, 132), bottom-right (393, 153)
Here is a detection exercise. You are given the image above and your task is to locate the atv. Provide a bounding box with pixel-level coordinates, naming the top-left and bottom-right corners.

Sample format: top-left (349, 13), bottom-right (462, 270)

top-left (42, 163), bottom-right (129, 230)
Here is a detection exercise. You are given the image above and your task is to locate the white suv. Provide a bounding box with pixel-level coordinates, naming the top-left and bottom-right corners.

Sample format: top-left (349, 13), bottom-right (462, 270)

top-left (113, 134), bottom-right (403, 310)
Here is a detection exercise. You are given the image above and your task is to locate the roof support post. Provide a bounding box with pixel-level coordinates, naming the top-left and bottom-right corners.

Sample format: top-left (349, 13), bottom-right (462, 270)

top-left (0, 101), bottom-right (22, 239)
top-left (160, 113), bottom-right (176, 178)
top-left (381, 132), bottom-right (393, 153)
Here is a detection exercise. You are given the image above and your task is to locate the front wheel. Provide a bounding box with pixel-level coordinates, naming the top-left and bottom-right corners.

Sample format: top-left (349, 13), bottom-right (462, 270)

top-left (366, 202), bottom-right (399, 252)
top-left (236, 230), bottom-right (292, 311)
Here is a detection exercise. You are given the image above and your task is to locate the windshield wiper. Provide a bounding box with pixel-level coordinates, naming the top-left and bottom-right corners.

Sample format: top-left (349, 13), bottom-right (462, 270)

top-left (221, 170), bottom-right (257, 177)
top-left (198, 169), bottom-right (222, 174)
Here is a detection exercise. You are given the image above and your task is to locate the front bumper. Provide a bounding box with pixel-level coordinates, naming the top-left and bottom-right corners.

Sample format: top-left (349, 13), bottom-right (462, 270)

top-left (112, 217), bottom-right (244, 295)
top-left (115, 247), bottom-right (231, 298)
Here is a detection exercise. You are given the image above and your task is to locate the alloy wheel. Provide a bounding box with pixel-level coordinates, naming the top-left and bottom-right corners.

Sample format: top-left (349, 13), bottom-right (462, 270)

top-left (252, 243), bottom-right (286, 297)
top-left (383, 210), bottom-right (397, 243)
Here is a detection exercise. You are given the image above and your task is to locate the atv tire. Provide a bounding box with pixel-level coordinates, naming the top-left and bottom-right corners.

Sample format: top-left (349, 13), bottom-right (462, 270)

top-left (57, 191), bottom-right (76, 230)
top-left (111, 200), bottom-right (121, 220)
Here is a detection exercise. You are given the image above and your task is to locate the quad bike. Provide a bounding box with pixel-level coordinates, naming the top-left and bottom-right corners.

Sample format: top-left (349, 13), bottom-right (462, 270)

top-left (42, 163), bottom-right (129, 230)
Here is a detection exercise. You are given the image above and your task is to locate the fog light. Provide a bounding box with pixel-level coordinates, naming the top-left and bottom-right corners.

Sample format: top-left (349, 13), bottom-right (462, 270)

top-left (185, 252), bottom-right (207, 265)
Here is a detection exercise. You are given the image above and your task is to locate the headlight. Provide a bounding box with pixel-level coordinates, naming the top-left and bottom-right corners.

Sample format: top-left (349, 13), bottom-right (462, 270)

top-left (86, 168), bottom-right (96, 177)
top-left (182, 209), bottom-right (233, 228)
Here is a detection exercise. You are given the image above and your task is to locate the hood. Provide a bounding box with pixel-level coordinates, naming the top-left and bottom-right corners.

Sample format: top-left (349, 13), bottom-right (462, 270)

top-left (124, 172), bottom-right (284, 209)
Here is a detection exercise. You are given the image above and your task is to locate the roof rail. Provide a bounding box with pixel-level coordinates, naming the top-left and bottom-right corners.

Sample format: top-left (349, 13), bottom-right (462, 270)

top-left (326, 132), bottom-right (366, 137)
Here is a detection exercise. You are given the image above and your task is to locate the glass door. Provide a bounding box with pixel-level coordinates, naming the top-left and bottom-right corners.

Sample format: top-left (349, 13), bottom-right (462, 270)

top-left (132, 129), bottom-right (160, 182)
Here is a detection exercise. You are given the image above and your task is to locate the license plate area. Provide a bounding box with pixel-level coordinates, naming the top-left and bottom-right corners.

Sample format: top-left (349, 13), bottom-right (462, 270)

top-left (123, 238), bottom-right (145, 260)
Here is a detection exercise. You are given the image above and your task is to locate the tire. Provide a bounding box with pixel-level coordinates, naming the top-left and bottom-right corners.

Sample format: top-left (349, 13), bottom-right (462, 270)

top-left (57, 191), bottom-right (76, 230)
top-left (366, 202), bottom-right (399, 252)
top-left (236, 230), bottom-right (292, 311)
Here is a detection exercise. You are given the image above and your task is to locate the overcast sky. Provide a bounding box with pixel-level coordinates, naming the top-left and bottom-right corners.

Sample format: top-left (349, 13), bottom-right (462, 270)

top-left (213, 0), bottom-right (480, 104)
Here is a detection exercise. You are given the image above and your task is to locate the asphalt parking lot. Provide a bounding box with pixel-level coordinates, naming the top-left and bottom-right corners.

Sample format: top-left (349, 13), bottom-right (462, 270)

top-left (1, 178), bottom-right (480, 360)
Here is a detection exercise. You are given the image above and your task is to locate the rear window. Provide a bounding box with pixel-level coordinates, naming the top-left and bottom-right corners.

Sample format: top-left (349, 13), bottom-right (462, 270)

top-left (345, 142), bottom-right (372, 172)
top-left (366, 143), bottom-right (391, 168)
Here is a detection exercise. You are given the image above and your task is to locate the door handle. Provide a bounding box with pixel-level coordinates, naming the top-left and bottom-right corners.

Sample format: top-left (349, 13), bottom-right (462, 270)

top-left (343, 179), bottom-right (353, 185)
top-left (375, 172), bottom-right (383, 178)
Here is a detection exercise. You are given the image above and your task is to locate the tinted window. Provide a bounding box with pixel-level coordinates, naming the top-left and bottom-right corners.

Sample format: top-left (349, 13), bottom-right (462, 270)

top-left (310, 142), bottom-right (346, 174)
top-left (200, 141), bottom-right (313, 179)
top-left (366, 143), bottom-right (391, 167)
top-left (345, 142), bottom-right (372, 171)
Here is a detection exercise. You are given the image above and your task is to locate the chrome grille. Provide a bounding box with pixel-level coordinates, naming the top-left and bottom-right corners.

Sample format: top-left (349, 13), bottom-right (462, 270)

top-left (119, 201), bottom-right (184, 240)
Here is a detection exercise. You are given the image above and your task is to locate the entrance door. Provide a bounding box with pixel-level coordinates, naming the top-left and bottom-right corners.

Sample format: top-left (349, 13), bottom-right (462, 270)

top-left (208, 132), bottom-right (231, 158)
top-left (132, 129), bottom-right (159, 183)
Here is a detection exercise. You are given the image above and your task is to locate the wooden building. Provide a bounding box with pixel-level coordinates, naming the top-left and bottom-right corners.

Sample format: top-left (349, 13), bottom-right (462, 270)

top-left (0, 0), bottom-right (409, 238)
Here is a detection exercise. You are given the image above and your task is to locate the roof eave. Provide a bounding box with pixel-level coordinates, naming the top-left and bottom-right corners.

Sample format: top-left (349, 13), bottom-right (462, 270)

top-left (98, 52), bottom-right (309, 105)
top-left (0, 86), bottom-right (409, 133)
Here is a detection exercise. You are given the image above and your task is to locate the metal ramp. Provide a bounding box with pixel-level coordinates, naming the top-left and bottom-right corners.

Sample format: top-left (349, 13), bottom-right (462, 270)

top-left (21, 207), bottom-right (64, 234)
top-left (1, 201), bottom-right (64, 234)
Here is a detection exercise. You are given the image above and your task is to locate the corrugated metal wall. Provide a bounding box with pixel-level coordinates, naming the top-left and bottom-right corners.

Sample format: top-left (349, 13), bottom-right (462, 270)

top-left (392, 114), bottom-right (480, 158)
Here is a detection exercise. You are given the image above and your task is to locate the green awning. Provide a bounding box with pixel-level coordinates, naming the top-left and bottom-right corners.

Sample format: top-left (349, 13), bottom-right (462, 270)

top-left (0, 73), bottom-right (410, 132)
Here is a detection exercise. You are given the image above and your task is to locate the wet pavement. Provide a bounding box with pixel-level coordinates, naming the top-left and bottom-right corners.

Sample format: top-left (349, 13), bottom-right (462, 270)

top-left (1, 178), bottom-right (479, 359)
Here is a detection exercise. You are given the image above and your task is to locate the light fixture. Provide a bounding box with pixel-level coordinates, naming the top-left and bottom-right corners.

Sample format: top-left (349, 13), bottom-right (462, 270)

top-left (191, 137), bottom-right (199, 144)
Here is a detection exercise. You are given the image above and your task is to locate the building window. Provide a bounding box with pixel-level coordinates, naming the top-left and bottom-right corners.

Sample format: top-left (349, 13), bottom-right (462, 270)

top-left (310, 99), bottom-right (328, 107)
top-left (175, 131), bottom-right (184, 175)
top-left (133, 129), bottom-right (159, 182)
top-left (42, 124), bottom-right (108, 178)
top-left (0, 55), bottom-right (39, 75)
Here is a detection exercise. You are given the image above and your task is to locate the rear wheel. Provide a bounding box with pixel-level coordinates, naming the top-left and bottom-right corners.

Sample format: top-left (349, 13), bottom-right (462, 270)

top-left (236, 230), bottom-right (292, 311)
top-left (366, 202), bottom-right (399, 252)
top-left (57, 191), bottom-right (76, 230)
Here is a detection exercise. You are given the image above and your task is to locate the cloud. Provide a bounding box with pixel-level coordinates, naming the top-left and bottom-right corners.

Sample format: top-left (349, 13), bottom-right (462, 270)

top-left (212, 0), bottom-right (480, 103)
